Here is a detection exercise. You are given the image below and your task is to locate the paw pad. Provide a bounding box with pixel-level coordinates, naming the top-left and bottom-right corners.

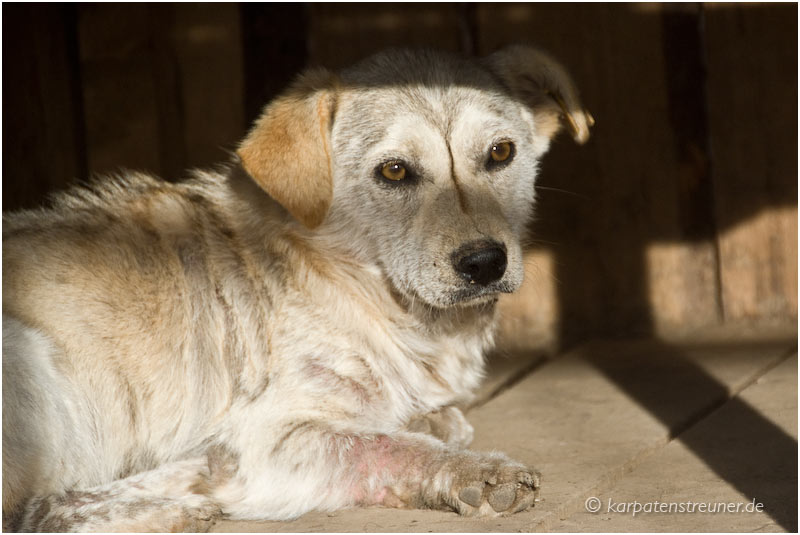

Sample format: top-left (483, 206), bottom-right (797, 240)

top-left (447, 454), bottom-right (541, 516)
top-left (458, 486), bottom-right (484, 508)
top-left (487, 483), bottom-right (516, 512)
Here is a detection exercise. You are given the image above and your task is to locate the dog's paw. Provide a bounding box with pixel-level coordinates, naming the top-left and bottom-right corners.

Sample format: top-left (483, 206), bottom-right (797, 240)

top-left (173, 500), bottom-right (224, 532)
top-left (440, 452), bottom-right (540, 516)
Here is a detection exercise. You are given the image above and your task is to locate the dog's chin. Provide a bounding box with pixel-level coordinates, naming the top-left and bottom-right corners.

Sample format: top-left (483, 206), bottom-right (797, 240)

top-left (403, 280), bottom-right (517, 310)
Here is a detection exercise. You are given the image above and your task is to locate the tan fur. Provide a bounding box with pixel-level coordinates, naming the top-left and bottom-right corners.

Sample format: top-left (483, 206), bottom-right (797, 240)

top-left (238, 69), bottom-right (338, 229)
top-left (3, 46), bottom-right (590, 532)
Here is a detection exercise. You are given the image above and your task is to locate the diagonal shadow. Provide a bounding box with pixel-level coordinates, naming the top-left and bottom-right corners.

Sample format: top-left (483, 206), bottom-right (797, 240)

top-left (543, 5), bottom-right (797, 530)
top-left (581, 340), bottom-right (797, 531)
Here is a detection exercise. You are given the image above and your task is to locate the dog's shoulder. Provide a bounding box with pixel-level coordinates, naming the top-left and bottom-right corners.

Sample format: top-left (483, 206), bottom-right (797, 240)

top-left (2, 169), bottom-right (240, 320)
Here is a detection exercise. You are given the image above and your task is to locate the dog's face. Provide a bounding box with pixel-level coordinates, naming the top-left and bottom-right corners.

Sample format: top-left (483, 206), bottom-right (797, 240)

top-left (238, 48), bottom-right (592, 309)
top-left (329, 53), bottom-right (543, 307)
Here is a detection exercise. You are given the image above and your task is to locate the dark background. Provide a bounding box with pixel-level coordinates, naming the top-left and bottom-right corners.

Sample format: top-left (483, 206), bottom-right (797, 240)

top-left (3, 3), bottom-right (797, 350)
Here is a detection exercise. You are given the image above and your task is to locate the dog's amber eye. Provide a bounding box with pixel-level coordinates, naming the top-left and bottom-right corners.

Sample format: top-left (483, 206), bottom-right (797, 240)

top-left (381, 162), bottom-right (407, 181)
top-left (490, 142), bottom-right (513, 162)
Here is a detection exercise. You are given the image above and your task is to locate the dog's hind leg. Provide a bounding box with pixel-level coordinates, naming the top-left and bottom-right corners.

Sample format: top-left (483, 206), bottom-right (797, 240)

top-left (17, 458), bottom-right (223, 533)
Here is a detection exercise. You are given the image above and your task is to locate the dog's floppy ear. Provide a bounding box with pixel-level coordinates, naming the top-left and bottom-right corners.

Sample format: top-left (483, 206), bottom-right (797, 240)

top-left (484, 45), bottom-right (593, 145)
top-left (238, 69), bottom-right (338, 229)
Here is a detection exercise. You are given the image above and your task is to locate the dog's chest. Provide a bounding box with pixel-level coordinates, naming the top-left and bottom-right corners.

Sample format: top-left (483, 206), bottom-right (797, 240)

top-left (269, 294), bottom-right (493, 429)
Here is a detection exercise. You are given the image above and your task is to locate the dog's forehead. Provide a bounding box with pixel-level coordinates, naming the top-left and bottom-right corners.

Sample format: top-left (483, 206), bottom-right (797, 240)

top-left (345, 85), bottom-right (508, 127)
top-left (334, 87), bottom-right (519, 163)
top-left (334, 50), bottom-right (523, 148)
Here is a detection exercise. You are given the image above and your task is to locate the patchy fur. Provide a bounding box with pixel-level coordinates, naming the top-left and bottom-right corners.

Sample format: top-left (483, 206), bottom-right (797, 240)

top-left (3, 46), bottom-right (590, 531)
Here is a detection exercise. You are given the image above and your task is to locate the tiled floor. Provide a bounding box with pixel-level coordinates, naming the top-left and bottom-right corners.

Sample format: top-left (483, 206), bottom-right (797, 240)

top-left (214, 325), bottom-right (797, 533)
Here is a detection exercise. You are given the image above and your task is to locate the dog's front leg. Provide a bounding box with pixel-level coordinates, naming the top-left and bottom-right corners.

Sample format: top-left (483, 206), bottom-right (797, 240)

top-left (343, 431), bottom-right (540, 516)
top-left (220, 427), bottom-right (539, 519)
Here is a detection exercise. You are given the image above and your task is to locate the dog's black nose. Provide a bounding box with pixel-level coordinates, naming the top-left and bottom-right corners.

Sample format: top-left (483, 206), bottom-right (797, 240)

top-left (452, 241), bottom-right (507, 286)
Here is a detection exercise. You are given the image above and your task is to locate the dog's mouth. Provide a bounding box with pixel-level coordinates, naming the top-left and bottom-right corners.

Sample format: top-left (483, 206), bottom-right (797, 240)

top-left (448, 279), bottom-right (516, 306)
top-left (395, 277), bottom-right (517, 310)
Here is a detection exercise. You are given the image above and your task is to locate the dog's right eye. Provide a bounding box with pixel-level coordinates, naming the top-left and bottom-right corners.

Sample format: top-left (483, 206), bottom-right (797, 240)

top-left (380, 161), bottom-right (407, 181)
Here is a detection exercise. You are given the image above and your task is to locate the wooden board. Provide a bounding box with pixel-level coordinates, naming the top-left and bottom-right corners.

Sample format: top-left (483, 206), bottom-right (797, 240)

top-left (78, 4), bottom-right (246, 181)
top-left (173, 4), bottom-right (246, 168)
top-left (307, 3), bottom-right (466, 68)
top-left (2, 4), bottom-right (86, 210)
top-left (77, 4), bottom-right (165, 178)
top-left (704, 3), bottom-right (798, 323)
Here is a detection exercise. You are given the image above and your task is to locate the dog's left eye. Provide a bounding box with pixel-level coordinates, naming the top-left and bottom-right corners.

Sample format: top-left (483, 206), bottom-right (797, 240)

top-left (380, 161), bottom-right (407, 181)
top-left (489, 141), bottom-right (514, 164)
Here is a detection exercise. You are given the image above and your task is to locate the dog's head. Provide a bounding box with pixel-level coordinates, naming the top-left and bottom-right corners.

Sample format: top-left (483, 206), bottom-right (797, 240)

top-left (238, 47), bottom-right (591, 308)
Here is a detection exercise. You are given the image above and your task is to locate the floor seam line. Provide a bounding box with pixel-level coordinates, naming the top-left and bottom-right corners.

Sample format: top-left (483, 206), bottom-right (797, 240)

top-left (466, 356), bottom-right (549, 411)
top-left (534, 343), bottom-right (797, 532)
top-left (666, 345), bottom-right (796, 442)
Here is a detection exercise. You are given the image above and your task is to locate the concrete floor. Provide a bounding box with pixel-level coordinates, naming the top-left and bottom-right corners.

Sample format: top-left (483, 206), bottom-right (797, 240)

top-left (213, 325), bottom-right (797, 533)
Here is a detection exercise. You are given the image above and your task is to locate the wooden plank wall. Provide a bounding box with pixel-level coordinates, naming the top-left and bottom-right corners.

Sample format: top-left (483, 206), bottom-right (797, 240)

top-left (3, 4), bottom-right (86, 210)
top-left (2, 4), bottom-right (796, 351)
top-left (704, 4), bottom-right (798, 324)
top-left (4, 3), bottom-right (245, 199)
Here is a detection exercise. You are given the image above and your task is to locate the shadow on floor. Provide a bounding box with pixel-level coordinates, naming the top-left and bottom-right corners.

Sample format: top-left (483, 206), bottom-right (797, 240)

top-left (581, 339), bottom-right (797, 531)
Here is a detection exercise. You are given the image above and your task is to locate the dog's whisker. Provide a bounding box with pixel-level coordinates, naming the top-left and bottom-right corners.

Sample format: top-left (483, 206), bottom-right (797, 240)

top-left (533, 184), bottom-right (591, 200)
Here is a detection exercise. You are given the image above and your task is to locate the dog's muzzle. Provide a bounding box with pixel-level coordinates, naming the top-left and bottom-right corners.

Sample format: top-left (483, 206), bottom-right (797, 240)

top-left (451, 240), bottom-right (507, 287)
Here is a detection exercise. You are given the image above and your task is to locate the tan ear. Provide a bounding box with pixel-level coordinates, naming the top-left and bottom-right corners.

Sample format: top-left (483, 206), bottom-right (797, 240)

top-left (237, 69), bottom-right (338, 229)
top-left (484, 45), bottom-right (593, 144)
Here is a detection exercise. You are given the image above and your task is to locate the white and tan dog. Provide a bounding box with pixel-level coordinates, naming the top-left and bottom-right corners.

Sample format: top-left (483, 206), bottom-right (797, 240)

top-left (2, 46), bottom-right (591, 532)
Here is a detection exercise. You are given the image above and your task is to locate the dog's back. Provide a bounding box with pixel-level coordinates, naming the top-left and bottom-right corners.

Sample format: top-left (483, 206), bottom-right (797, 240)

top-left (2, 172), bottom-right (259, 523)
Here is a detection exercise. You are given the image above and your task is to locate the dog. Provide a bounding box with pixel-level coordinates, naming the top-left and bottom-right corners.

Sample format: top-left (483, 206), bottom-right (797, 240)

top-left (2, 46), bottom-right (591, 532)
